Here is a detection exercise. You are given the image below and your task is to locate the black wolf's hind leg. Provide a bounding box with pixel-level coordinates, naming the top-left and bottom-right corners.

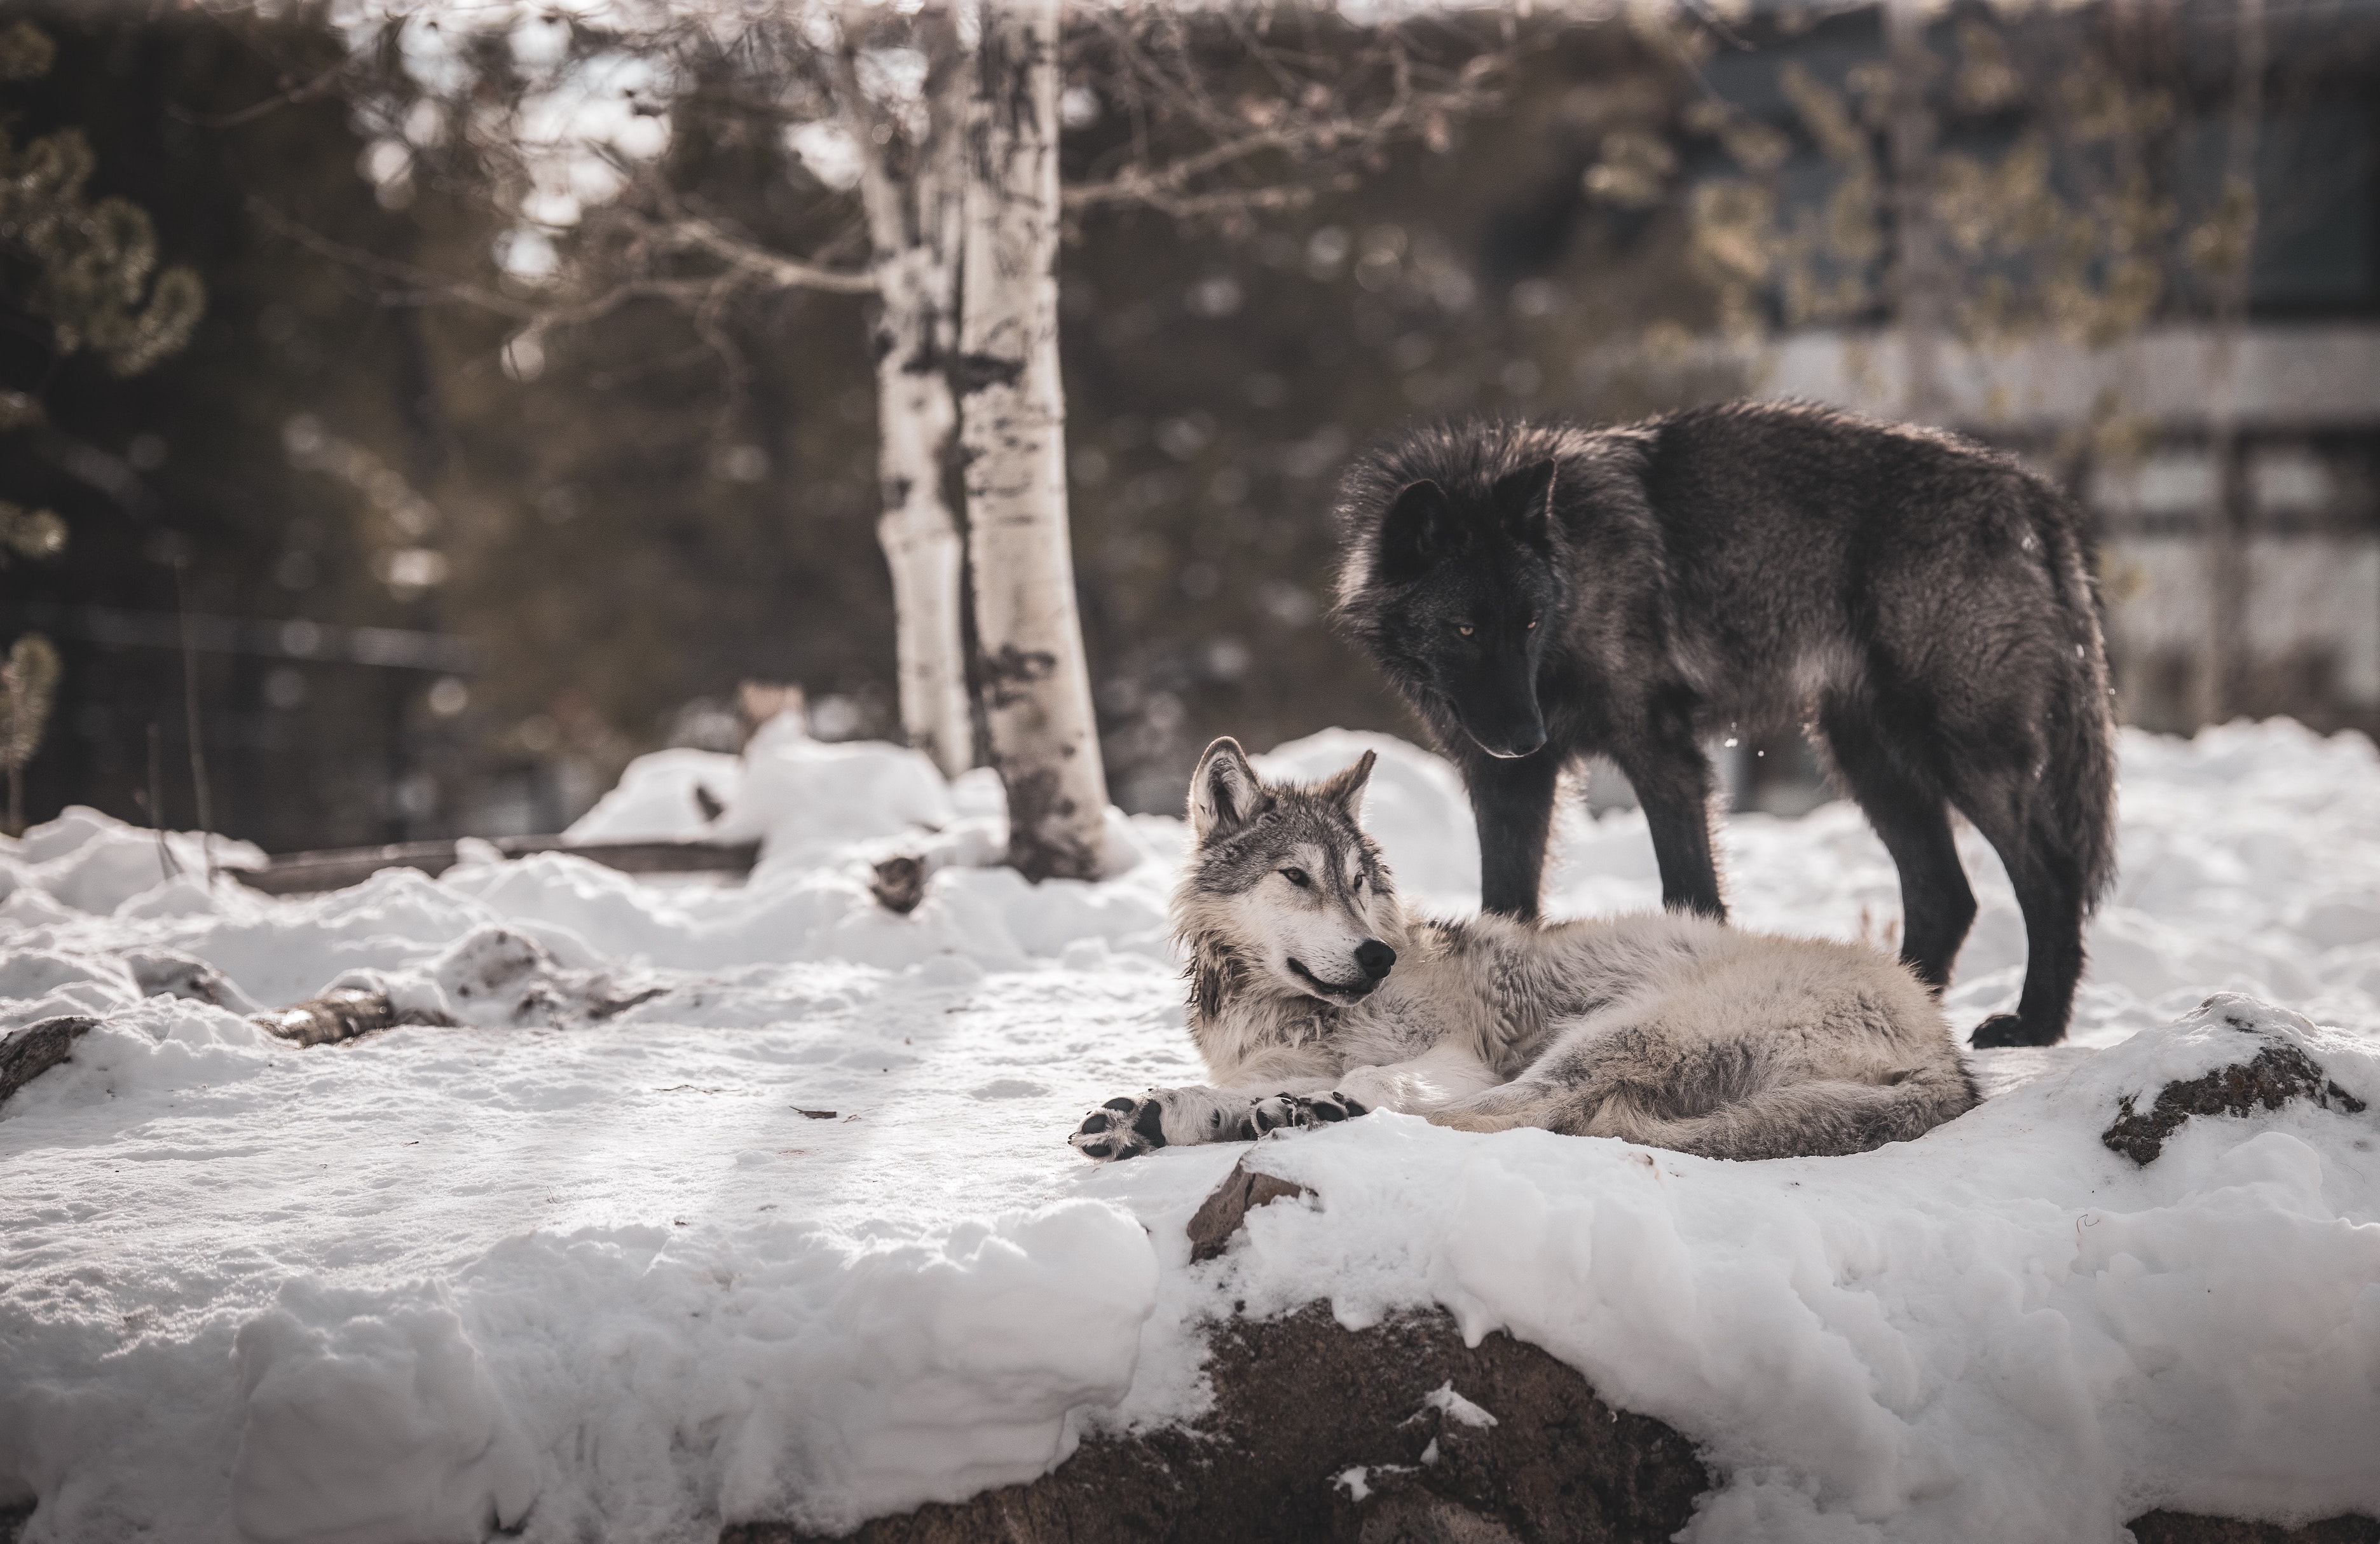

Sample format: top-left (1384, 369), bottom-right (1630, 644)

top-left (1815, 705), bottom-right (1975, 992)
top-left (1614, 726), bottom-right (1725, 920)
top-left (1973, 851), bottom-right (2086, 1048)
top-left (1955, 786), bottom-right (2088, 1048)
top-left (1463, 748), bottom-right (1563, 920)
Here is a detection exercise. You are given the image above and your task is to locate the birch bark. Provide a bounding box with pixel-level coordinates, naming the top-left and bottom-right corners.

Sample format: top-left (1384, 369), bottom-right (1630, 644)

top-left (840, 8), bottom-right (975, 779)
top-left (959, 0), bottom-right (1109, 880)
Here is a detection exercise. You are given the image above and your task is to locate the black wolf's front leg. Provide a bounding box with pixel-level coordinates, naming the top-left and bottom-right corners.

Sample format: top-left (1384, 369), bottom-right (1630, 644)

top-left (1463, 749), bottom-right (1563, 920)
top-left (1614, 726), bottom-right (1725, 920)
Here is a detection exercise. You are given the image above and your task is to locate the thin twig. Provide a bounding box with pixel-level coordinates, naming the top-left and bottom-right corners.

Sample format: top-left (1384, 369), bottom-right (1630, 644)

top-left (168, 56), bottom-right (353, 129)
top-left (174, 559), bottom-right (214, 886)
top-left (147, 722), bottom-right (180, 880)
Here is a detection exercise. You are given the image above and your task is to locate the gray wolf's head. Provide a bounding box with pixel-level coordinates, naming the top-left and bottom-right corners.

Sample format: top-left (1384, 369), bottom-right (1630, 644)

top-left (1334, 426), bottom-right (1569, 760)
top-left (1173, 737), bottom-right (1407, 1006)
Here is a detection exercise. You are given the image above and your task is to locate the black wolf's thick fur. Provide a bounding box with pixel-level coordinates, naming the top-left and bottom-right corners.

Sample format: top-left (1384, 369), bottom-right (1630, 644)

top-left (1333, 400), bottom-right (2117, 1048)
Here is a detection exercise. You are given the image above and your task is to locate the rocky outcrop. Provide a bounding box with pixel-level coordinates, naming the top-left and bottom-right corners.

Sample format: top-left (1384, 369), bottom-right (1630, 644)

top-left (1185, 1152), bottom-right (1313, 1262)
top-left (722, 1302), bottom-right (1710, 1544)
top-left (2103, 1011), bottom-right (2367, 1165)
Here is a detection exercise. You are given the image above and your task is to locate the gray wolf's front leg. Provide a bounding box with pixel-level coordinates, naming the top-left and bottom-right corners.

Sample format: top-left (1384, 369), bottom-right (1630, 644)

top-left (1069, 1083), bottom-right (1366, 1163)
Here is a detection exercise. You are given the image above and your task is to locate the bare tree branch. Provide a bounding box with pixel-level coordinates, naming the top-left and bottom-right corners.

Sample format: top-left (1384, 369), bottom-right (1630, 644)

top-left (661, 216), bottom-right (878, 295)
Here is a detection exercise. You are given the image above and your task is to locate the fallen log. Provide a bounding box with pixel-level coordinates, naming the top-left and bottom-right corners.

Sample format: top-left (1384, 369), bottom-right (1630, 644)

top-left (236, 836), bottom-right (760, 896)
top-left (2129, 1515), bottom-right (2380, 1544)
top-left (252, 987), bottom-right (453, 1047)
top-left (0, 988), bottom-right (444, 1109)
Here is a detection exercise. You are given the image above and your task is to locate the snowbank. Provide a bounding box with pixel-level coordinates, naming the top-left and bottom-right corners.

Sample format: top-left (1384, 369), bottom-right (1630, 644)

top-left (1215, 994), bottom-right (2380, 1540)
top-left (0, 805), bottom-right (263, 917)
top-left (2, 718), bottom-right (2377, 1543)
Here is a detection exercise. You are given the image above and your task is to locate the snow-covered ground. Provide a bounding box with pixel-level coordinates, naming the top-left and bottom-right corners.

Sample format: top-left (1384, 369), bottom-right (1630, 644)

top-left (3, 717), bottom-right (2377, 1543)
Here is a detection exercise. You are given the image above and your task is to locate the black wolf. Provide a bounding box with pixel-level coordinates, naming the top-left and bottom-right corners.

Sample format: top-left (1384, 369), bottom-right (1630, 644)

top-left (1332, 400), bottom-right (2117, 1048)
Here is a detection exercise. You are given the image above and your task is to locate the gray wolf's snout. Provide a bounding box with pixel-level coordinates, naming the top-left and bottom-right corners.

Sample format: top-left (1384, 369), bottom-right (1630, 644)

top-left (1355, 939), bottom-right (1397, 980)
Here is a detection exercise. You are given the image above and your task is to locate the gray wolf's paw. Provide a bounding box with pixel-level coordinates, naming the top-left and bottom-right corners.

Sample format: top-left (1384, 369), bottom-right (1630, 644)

top-left (1070, 1095), bottom-right (1169, 1161)
top-left (1248, 1091), bottom-right (1369, 1135)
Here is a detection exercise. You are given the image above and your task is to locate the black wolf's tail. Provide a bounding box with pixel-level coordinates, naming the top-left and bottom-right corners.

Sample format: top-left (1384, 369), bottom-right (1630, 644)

top-left (2035, 485), bottom-right (2121, 913)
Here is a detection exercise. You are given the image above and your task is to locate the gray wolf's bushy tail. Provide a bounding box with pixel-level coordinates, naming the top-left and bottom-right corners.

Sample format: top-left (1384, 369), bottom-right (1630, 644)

top-left (1583, 1060), bottom-right (1980, 1161)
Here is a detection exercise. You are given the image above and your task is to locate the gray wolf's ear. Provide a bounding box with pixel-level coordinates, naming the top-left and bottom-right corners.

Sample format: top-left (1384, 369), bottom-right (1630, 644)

top-left (1492, 459), bottom-right (1557, 545)
top-left (1378, 479), bottom-right (1460, 584)
top-left (1189, 737), bottom-right (1269, 843)
top-left (1315, 749), bottom-right (1377, 821)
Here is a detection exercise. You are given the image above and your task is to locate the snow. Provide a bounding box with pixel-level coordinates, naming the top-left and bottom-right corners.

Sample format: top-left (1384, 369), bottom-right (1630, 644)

top-left (3, 718), bottom-right (2377, 1543)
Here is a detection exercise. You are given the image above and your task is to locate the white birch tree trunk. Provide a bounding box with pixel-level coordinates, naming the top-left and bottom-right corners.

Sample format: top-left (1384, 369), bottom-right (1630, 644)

top-left (843, 8), bottom-right (974, 779)
top-left (868, 243), bottom-right (972, 779)
top-left (958, 0), bottom-right (1109, 881)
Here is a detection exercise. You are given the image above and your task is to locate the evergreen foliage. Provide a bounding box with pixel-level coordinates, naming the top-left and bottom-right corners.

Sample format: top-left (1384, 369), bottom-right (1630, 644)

top-left (1, 630), bottom-right (58, 832)
top-left (0, 20), bottom-right (203, 379)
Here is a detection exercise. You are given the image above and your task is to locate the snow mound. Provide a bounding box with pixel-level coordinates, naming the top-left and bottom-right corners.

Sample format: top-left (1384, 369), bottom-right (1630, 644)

top-left (711, 716), bottom-right (955, 871)
top-left (0, 805), bottom-right (264, 916)
top-left (1, 718), bottom-right (2377, 1543)
top-left (230, 1278), bottom-right (538, 1544)
top-left (563, 747), bottom-right (744, 844)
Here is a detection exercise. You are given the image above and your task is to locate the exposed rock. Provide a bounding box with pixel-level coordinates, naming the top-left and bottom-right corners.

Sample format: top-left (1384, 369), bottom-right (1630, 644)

top-left (1186, 1150), bottom-right (1313, 1262)
top-left (0, 1015), bottom-right (97, 1107)
top-left (2128, 1511), bottom-right (2380, 1543)
top-left (870, 855), bottom-right (929, 916)
top-left (721, 1304), bottom-right (1711, 1544)
top-left (2103, 1037), bottom-right (2367, 1165)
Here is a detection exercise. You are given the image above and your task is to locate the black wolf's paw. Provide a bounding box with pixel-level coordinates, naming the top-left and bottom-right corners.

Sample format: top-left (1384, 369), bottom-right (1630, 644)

top-left (1970, 1013), bottom-right (2058, 1049)
top-left (1248, 1091), bottom-right (1371, 1136)
top-left (1070, 1095), bottom-right (1169, 1162)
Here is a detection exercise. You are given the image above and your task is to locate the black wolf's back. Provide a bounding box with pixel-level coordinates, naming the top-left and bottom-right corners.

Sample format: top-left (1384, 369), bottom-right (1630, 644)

top-left (1333, 401), bottom-right (2117, 910)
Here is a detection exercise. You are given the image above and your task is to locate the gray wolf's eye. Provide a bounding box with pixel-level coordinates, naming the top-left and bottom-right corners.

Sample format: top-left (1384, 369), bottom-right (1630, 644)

top-left (1281, 866), bottom-right (1311, 888)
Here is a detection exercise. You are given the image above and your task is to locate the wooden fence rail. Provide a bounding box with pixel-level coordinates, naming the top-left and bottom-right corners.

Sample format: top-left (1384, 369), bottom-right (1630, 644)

top-left (236, 836), bottom-right (760, 896)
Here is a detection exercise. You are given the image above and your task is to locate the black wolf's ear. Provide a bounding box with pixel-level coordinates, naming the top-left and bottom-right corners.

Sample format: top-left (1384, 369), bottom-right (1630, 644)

top-left (1315, 749), bottom-right (1378, 821)
top-left (1378, 479), bottom-right (1461, 584)
top-left (1189, 737), bottom-right (1270, 844)
top-left (1492, 459), bottom-right (1557, 547)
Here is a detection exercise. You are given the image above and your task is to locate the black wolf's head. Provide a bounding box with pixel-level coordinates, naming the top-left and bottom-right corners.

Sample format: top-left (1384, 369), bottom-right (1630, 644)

top-left (1172, 738), bottom-right (1407, 1009)
top-left (1334, 430), bottom-right (1566, 760)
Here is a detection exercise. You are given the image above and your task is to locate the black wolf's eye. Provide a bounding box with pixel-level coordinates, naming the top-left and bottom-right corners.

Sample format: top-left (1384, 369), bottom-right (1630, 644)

top-left (1456, 624), bottom-right (1475, 638)
top-left (1527, 618), bottom-right (1538, 630)
top-left (1280, 866), bottom-right (1312, 888)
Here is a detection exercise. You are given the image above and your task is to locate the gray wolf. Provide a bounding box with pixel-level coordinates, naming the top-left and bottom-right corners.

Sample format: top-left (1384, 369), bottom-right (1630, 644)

top-left (1069, 739), bottom-right (1976, 1163)
top-left (1330, 400), bottom-right (2117, 1049)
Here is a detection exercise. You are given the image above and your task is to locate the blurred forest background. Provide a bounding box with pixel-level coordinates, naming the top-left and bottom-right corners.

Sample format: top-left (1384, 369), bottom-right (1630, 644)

top-left (4, 0), bottom-right (2378, 854)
